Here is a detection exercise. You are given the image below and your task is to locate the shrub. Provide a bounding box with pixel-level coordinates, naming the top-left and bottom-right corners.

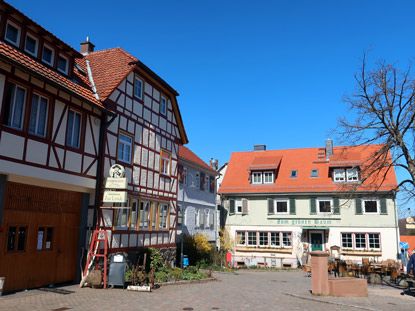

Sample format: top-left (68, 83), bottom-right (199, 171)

top-left (168, 267), bottom-right (183, 281)
top-left (148, 247), bottom-right (164, 270)
top-left (154, 271), bottom-right (168, 283)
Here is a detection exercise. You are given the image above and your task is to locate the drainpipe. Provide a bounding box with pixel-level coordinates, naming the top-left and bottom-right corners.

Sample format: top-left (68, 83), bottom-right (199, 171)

top-left (393, 192), bottom-right (400, 260)
top-left (86, 60), bottom-right (99, 101)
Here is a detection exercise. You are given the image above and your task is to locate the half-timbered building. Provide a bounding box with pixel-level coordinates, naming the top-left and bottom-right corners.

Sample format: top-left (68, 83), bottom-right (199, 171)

top-left (76, 44), bottom-right (188, 265)
top-left (0, 2), bottom-right (112, 292)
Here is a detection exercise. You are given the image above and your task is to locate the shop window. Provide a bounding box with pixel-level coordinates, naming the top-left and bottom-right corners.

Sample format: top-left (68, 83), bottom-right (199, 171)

top-left (159, 204), bottom-right (169, 229)
top-left (139, 201), bottom-right (150, 229)
top-left (259, 232), bottom-right (268, 246)
top-left (236, 231), bottom-right (246, 246)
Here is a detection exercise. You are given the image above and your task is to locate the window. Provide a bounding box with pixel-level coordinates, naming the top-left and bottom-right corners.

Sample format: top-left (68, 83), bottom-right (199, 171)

top-left (252, 172), bottom-right (262, 184)
top-left (205, 176), bottom-right (209, 192)
top-left (160, 96), bottom-right (167, 116)
top-left (3, 82), bottom-right (26, 130)
top-left (42, 44), bottom-right (55, 66)
top-left (151, 203), bottom-right (157, 229)
top-left (341, 233), bottom-right (353, 249)
top-left (209, 176), bottom-right (215, 193)
top-left (24, 33), bottom-right (38, 56)
top-left (114, 206), bottom-right (129, 229)
top-left (134, 75), bottom-right (143, 99)
top-left (178, 165), bottom-right (187, 184)
top-left (195, 172), bottom-right (200, 188)
top-left (5, 21), bottom-right (21, 46)
top-left (259, 232), bottom-right (268, 246)
top-left (318, 198), bottom-right (332, 214)
top-left (247, 232), bottom-right (257, 246)
top-left (29, 94), bottom-right (48, 137)
top-left (37, 227), bottom-right (53, 251)
top-left (66, 110), bottom-right (82, 148)
top-left (195, 210), bottom-right (199, 228)
top-left (236, 198), bottom-right (248, 214)
top-left (139, 201), bottom-right (150, 229)
top-left (290, 170), bottom-right (297, 178)
top-left (270, 232), bottom-right (280, 247)
top-left (333, 169), bottom-right (345, 182)
top-left (130, 199), bottom-right (138, 230)
top-left (118, 132), bottom-right (133, 163)
top-left (57, 54), bottom-right (69, 74)
top-left (276, 199), bottom-right (289, 214)
top-left (282, 232), bottom-right (291, 247)
top-left (209, 210), bottom-right (214, 229)
top-left (199, 210), bottom-right (205, 228)
top-left (263, 171), bottom-right (274, 184)
top-left (200, 172), bottom-right (205, 191)
top-left (236, 231), bottom-right (246, 246)
top-left (159, 204), bottom-right (169, 229)
top-left (368, 233), bottom-right (380, 249)
top-left (347, 168), bottom-right (358, 182)
top-left (311, 169), bottom-right (318, 178)
top-left (363, 199), bottom-right (378, 214)
top-left (160, 150), bottom-right (171, 175)
top-left (355, 233), bottom-right (366, 249)
top-left (341, 232), bottom-right (381, 251)
top-left (7, 226), bottom-right (27, 252)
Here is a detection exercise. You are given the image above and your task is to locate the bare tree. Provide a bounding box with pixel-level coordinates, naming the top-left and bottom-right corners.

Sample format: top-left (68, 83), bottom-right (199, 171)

top-left (336, 55), bottom-right (415, 204)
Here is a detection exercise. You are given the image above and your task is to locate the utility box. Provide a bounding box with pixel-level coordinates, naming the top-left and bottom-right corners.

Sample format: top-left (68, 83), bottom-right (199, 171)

top-left (108, 253), bottom-right (127, 288)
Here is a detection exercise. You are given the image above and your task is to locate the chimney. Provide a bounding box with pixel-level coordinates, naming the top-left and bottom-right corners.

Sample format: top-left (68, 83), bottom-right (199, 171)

top-left (210, 158), bottom-right (218, 170)
top-left (80, 36), bottom-right (95, 55)
top-left (325, 139), bottom-right (333, 160)
top-left (254, 145), bottom-right (266, 151)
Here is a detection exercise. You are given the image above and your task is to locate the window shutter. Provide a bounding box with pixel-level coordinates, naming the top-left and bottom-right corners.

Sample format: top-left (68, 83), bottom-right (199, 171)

top-left (380, 198), bottom-right (387, 214)
top-left (333, 197), bottom-right (340, 215)
top-left (310, 197), bottom-right (316, 215)
top-left (229, 199), bottom-right (235, 215)
top-left (355, 198), bottom-right (362, 215)
top-left (242, 198), bottom-right (249, 215)
top-left (289, 198), bottom-right (296, 215)
top-left (267, 198), bottom-right (274, 215)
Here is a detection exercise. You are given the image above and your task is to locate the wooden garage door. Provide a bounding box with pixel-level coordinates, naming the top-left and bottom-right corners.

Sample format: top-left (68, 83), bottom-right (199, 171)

top-left (0, 182), bottom-right (82, 292)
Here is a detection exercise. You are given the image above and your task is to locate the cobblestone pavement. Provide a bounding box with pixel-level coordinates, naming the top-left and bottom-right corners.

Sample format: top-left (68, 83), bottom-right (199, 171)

top-left (0, 270), bottom-right (414, 311)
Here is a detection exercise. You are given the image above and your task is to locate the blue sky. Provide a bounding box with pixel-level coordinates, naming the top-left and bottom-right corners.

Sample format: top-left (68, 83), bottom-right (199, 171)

top-left (11, 0), bottom-right (415, 212)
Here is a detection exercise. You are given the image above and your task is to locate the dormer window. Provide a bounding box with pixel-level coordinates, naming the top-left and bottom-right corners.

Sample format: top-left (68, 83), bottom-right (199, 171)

top-left (332, 167), bottom-right (359, 183)
top-left (5, 21), bottom-right (21, 47)
top-left (290, 170), bottom-right (297, 178)
top-left (251, 171), bottom-right (274, 185)
top-left (57, 54), bottom-right (69, 74)
top-left (42, 44), bottom-right (55, 66)
top-left (24, 33), bottom-right (38, 57)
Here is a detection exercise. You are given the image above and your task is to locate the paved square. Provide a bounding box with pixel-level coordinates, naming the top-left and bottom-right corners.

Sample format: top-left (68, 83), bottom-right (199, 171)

top-left (0, 270), bottom-right (413, 311)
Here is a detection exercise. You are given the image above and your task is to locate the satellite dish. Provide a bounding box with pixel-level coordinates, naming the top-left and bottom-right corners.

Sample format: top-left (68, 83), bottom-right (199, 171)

top-left (406, 217), bottom-right (415, 224)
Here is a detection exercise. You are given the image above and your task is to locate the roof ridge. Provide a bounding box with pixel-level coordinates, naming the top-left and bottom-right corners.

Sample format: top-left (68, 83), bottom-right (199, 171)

top-left (86, 47), bottom-right (138, 62)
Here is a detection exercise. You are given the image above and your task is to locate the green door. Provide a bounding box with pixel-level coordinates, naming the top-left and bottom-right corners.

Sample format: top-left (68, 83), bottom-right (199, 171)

top-left (311, 233), bottom-right (323, 251)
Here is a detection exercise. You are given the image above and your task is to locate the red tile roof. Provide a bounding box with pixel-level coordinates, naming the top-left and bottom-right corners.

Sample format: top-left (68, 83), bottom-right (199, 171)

top-left (0, 41), bottom-right (105, 110)
top-left (400, 236), bottom-right (415, 253)
top-left (218, 144), bottom-right (398, 194)
top-left (76, 48), bottom-right (137, 101)
top-left (179, 146), bottom-right (217, 173)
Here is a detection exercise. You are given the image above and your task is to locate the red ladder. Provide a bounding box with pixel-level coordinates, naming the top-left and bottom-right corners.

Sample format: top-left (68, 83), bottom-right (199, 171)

top-left (83, 230), bottom-right (108, 288)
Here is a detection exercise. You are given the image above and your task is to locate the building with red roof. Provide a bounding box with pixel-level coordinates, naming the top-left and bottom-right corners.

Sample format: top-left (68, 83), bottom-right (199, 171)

top-left (177, 146), bottom-right (218, 265)
top-left (218, 141), bottom-right (399, 268)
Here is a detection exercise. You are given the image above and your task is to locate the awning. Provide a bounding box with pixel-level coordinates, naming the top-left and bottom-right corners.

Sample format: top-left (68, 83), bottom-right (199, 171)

top-left (302, 227), bottom-right (330, 230)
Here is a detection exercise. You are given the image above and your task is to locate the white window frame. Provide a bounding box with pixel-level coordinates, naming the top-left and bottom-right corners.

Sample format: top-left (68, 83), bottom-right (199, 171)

top-left (160, 150), bottom-right (171, 176)
top-left (42, 44), bottom-right (55, 66)
top-left (311, 169), bottom-right (319, 178)
top-left (159, 203), bottom-right (169, 230)
top-left (5, 20), bottom-right (21, 47)
top-left (4, 82), bottom-right (26, 130)
top-left (236, 231), bottom-right (246, 246)
top-left (341, 233), bottom-right (353, 250)
top-left (263, 171), bottom-right (274, 184)
top-left (66, 109), bottom-right (82, 148)
top-left (362, 198), bottom-right (379, 214)
top-left (29, 93), bottom-right (48, 137)
top-left (236, 199), bottom-right (243, 214)
top-left (139, 201), bottom-right (150, 229)
top-left (247, 231), bottom-right (257, 246)
top-left (282, 232), bottom-right (292, 248)
top-left (317, 197), bottom-right (332, 214)
top-left (24, 33), bottom-right (38, 57)
top-left (354, 233), bottom-right (366, 250)
top-left (258, 232), bottom-right (269, 247)
top-left (333, 169), bottom-right (345, 182)
top-left (252, 172), bottom-right (262, 184)
top-left (290, 170), bottom-right (297, 178)
top-left (160, 96), bottom-right (167, 116)
top-left (275, 199), bottom-right (289, 215)
top-left (57, 54), bottom-right (69, 74)
top-left (346, 168), bottom-right (359, 182)
top-left (195, 209), bottom-right (200, 228)
top-left (134, 75), bottom-right (143, 100)
top-left (118, 132), bottom-right (133, 163)
top-left (368, 233), bottom-right (381, 250)
top-left (270, 232), bottom-right (280, 247)
top-left (114, 199), bottom-right (130, 230)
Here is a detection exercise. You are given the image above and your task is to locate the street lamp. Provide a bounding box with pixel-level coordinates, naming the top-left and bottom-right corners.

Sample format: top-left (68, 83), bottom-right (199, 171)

top-left (180, 171), bottom-right (196, 268)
